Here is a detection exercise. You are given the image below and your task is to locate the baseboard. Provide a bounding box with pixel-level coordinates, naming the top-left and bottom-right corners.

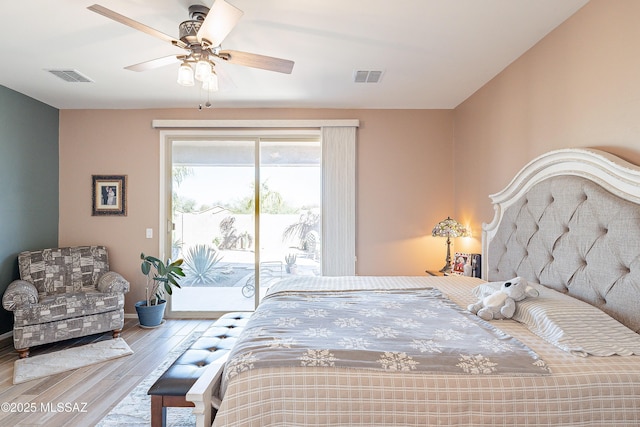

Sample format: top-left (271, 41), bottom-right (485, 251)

top-left (0, 331), bottom-right (13, 341)
top-left (124, 313), bottom-right (138, 319)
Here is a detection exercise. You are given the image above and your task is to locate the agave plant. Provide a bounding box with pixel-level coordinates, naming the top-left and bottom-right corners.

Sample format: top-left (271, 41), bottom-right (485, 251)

top-left (182, 244), bottom-right (223, 286)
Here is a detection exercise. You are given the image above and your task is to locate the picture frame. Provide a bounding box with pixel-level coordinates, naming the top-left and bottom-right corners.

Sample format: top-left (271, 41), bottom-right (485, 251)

top-left (470, 253), bottom-right (482, 278)
top-left (451, 252), bottom-right (471, 275)
top-left (92, 175), bottom-right (127, 216)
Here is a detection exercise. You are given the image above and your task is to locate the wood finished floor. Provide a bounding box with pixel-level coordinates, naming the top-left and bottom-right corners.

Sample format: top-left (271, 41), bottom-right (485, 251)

top-left (0, 318), bottom-right (211, 427)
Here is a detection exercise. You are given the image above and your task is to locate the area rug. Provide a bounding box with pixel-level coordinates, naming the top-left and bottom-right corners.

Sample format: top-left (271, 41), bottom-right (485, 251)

top-left (13, 338), bottom-right (133, 384)
top-left (96, 332), bottom-right (202, 427)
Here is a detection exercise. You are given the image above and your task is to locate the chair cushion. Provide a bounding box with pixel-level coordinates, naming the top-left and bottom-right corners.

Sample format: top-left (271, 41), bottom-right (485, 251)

top-left (18, 246), bottom-right (110, 296)
top-left (13, 291), bottom-right (124, 327)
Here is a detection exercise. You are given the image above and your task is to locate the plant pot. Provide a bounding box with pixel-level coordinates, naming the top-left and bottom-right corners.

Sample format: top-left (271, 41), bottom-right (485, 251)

top-left (135, 300), bottom-right (166, 327)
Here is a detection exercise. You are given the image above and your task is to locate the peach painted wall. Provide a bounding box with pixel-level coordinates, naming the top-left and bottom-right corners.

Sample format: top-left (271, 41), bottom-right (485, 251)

top-left (453, 0), bottom-right (640, 255)
top-left (59, 108), bottom-right (453, 314)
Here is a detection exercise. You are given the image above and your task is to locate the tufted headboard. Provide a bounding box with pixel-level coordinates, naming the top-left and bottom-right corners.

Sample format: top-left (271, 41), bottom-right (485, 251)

top-left (482, 148), bottom-right (640, 333)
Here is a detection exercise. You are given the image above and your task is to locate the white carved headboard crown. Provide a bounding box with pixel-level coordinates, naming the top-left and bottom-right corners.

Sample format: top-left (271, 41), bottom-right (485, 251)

top-left (482, 148), bottom-right (640, 332)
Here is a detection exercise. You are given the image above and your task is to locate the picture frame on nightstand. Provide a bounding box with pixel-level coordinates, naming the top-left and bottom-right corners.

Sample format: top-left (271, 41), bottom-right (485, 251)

top-left (470, 253), bottom-right (482, 278)
top-left (451, 252), bottom-right (471, 275)
top-left (451, 252), bottom-right (482, 277)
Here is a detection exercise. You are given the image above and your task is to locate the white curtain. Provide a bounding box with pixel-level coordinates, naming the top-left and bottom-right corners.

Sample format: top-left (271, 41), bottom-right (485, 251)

top-left (321, 126), bottom-right (356, 276)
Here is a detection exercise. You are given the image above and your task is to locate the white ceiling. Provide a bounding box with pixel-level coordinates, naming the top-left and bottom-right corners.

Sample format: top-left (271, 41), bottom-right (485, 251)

top-left (0, 0), bottom-right (589, 110)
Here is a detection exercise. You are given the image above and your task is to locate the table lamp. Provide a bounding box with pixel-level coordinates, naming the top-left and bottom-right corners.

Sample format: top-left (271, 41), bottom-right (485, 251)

top-left (431, 217), bottom-right (468, 274)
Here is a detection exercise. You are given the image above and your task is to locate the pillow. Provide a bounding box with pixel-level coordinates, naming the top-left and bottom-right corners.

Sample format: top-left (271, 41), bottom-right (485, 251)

top-left (471, 281), bottom-right (640, 357)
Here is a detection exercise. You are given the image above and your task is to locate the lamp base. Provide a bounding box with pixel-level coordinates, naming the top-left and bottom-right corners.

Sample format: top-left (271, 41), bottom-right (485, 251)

top-left (439, 236), bottom-right (453, 274)
top-left (439, 263), bottom-right (452, 274)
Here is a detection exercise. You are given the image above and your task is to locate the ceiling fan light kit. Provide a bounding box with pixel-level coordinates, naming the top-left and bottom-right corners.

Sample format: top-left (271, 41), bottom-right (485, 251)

top-left (88, 0), bottom-right (294, 95)
top-left (202, 74), bottom-right (219, 92)
top-left (177, 62), bottom-right (195, 86)
top-left (195, 59), bottom-right (212, 81)
top-left (176, 54), bottom-right (219, 90)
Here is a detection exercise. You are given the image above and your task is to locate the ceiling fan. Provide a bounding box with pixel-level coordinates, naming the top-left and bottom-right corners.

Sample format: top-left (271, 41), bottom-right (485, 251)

top-left (87, 1), bottom-right (294, 91)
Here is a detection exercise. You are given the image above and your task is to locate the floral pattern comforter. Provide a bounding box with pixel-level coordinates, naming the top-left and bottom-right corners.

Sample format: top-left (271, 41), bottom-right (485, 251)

top-left (222, 286), bottom-right (549, 394)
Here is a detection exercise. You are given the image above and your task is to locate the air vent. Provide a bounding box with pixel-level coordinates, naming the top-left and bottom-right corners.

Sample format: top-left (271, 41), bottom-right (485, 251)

top-left (353, 70), bottom-right (384, 83)
top-left (46, 69), bottom-right (94, 83)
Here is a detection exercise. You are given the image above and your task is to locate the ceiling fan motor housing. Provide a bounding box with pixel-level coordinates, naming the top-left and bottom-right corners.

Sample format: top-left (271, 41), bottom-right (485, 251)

top-left (179, 20), bottom-right (202, 44)
top-left (179, 5), bottom-right (209, 45)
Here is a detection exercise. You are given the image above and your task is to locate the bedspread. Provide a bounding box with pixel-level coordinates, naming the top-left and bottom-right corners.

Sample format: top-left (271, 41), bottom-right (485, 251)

top-left (213, 276), bottom-right (640, 426)
top-left (222, 287), bottom-right (549, 396)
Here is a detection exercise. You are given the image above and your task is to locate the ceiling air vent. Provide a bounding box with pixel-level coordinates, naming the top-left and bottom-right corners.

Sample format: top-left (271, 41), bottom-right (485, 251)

top-left (46, 69), bottom-right (94, 83)
top-left (353, 70), bottom-right (384, 83)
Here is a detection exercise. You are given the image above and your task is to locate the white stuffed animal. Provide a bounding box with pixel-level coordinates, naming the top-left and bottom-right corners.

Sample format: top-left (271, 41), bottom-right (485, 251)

top-left (468, 276), bottom-right (539, 321)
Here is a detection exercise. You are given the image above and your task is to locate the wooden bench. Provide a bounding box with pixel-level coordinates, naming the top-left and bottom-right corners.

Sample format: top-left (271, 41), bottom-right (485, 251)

top-left (147, 312), bottom-right (251, 427)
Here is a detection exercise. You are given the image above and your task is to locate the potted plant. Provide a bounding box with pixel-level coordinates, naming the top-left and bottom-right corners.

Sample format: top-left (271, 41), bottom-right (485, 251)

top-left (135, 253), bottom-right (185, 327)
top-left (285, 253), bottom-right (297, 274)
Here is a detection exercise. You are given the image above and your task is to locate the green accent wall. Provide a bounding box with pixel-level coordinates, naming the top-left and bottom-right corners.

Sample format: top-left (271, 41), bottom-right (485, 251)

top-left (0, 86), bottom-right (59, 335)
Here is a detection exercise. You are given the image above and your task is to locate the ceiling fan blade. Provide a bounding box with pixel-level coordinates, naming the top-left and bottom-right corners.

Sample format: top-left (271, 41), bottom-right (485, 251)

top-left (87, 4), bottom-right (187, 49)
top-left (212, 63), bottom-right (237, 91)
top-left (125, 55), bottom-right (181, 72)
top-left (197, 0), bottom-right (244, 47)
top-left (219, 50), bottom-right (294, 74)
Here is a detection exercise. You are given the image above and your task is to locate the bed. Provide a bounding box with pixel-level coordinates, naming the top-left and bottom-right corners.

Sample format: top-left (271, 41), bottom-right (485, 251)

top-left (189, 148), bottom-right (640, 426)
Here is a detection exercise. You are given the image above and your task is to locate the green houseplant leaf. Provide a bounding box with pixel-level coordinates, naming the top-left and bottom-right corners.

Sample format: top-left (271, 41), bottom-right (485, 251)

top-left (140, 253), bottom-right (185, 306)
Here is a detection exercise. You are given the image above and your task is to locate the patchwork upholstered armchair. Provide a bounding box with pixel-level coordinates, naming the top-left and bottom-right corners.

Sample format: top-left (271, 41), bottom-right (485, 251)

top-left (2, 246), bottom-right (129, 358)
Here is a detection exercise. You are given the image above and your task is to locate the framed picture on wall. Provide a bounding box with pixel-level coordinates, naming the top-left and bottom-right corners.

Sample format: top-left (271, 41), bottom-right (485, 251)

top-left (92, 175), bottom-right (127, 216)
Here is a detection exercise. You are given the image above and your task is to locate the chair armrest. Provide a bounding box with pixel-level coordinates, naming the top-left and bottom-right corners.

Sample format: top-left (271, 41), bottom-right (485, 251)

top-left (97, 271), bottom-right (130, 293)
top-left (2, 280), bottom-right (38, 311)
top-left (186, 352), bottom-right (230, 427)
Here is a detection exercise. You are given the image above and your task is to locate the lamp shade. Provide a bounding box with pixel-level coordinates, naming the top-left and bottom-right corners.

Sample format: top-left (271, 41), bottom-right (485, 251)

top-left (202, 72), bottom-right (219, 92)
top-left (177, 62), bottom-right (195, 86)
top-left (194, 59), bottom-right (212, 82)
top-left (432, 217), bottom-right (468, 238)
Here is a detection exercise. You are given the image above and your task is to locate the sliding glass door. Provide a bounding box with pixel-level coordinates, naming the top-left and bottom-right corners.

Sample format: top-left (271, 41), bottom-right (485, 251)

top-left (258, 140), bottom-right (322, 293)
top-left (167, 135), bottom-right (321, 316)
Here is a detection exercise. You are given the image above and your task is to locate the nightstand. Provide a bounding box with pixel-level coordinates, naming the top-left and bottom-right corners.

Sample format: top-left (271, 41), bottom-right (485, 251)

top-left (425, 270), bottom-right (447, 277)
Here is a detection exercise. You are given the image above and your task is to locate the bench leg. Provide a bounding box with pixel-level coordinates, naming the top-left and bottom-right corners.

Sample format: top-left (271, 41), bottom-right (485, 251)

top-left (150, 395), bottom-right (165, 427)
top-left (150, 395), bottom-right (194, 427)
